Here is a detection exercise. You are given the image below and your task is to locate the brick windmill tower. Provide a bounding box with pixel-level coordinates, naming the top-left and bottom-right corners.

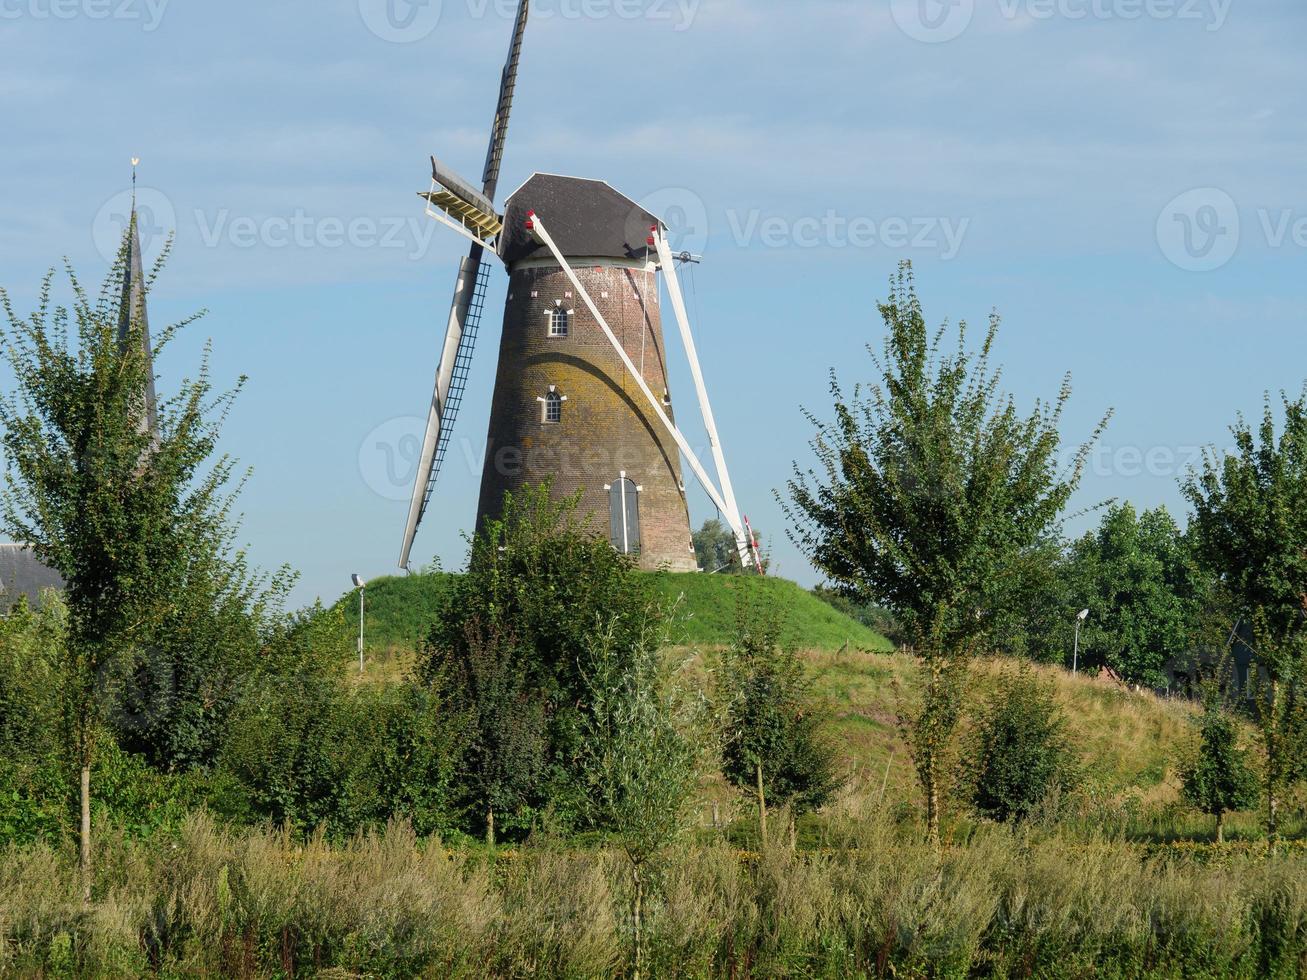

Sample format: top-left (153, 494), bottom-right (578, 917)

top-left (399, 0), bottom-right (758, 573)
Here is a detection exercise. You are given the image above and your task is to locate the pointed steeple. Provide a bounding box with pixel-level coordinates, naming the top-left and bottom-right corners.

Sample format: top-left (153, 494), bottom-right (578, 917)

top-left (118, 158), bottom-right (158, 434)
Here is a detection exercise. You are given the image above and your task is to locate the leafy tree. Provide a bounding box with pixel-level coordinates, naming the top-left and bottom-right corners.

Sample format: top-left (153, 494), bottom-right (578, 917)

top-left (581, 619), bottom-right (701, 980)
top-left (1065, 504), bottom-right (1205, 687)
top-left (1184, 391), bottom-right (1307, 840)
top-left (219, 669), bottom-right (462, 838)
top-left (421, 483), bottom-right (658, 826)
top-left (780, 263), bottom-right (1107, 842)
top-left (1180, 694), bottom-right (1259, 843)
top-left (717, 594), bottom-right (842, 845)
top-left (962, 667), bottom-right (1077, 823)
top-left (985, 537), bottom-right (1078, 664)
top-left (116, 551), bottom-right (298, 772)
top-left (693, 518), bottom-right (763, 574)
top-left (437, 620), bottom-right (546, 846)
top-left (0, 237), bottom-right (240, 896)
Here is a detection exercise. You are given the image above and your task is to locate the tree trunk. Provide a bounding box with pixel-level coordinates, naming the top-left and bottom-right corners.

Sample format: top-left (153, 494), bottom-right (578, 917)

top-left (632, 863), bottom-right (644, 980)
top-left (1267, 679), bottom-right (1279, 846)
top-left (1215, 810), bottom-right (1224, 845)
top-left (925, 757), bottom-right (940, 846)
top-left (755, 762), bottom-right (767, 842)
top-left (486, 805), bottom-right (495, 849)
top-left (80, 762), bottom-right (92, 905)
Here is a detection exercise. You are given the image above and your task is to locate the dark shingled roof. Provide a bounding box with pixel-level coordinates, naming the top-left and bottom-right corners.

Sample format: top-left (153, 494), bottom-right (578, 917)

top-left (498, 173), bottom-right (661, 267)
top-left (118, 208), bottom-right (158, 433)
top-left (0, 544), bottom-right (63, 610)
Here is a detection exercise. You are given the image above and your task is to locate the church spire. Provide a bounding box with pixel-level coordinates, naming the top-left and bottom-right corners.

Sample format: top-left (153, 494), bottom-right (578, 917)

top-left (118, 157), bottom-right (158, 434)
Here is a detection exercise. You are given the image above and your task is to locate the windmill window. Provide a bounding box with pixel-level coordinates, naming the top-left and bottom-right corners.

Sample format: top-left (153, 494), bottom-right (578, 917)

top-left (546, 304), bottom-right (572, 337)
top-left (538, 387), bottom-right (566, 424)
top-left (606, 475), bottom-right (642, 555)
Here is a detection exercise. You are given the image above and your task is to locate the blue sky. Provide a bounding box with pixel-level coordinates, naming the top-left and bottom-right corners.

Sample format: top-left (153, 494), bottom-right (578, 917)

top-left (1, 0), bottom-right (1304, 608)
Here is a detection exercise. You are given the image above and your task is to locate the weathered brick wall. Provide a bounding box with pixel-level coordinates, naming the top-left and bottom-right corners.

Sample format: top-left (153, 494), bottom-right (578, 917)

top-left (476, 259), bottom-right (698, 571)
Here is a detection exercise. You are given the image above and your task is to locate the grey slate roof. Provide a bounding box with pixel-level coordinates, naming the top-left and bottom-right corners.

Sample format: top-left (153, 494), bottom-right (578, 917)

top-left (118, 208), bottom-right (158, 433)
top-left (498, 173), bottom-right (661, 267)
top-left (0, 544), bottom-right (63, 610)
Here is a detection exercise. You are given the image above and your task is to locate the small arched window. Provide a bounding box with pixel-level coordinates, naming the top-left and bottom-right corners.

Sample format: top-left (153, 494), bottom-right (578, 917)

top-left (549, 306), bottom-right (570, 337)
top-left (543, 390), bottom-right (563, 424)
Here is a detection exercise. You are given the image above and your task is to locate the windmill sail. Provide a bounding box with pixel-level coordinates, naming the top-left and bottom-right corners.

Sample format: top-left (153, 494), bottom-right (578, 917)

top-left (399, 0), bottom-right (530, 569)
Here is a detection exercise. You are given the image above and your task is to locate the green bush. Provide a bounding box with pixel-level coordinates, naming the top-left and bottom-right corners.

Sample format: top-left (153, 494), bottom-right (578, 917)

top-left (963, 667), bottom-right (1079, 823)
top-left (422, 484), bottom-right (660, 834)
top-left (218, 679), bottom-right (463, 837)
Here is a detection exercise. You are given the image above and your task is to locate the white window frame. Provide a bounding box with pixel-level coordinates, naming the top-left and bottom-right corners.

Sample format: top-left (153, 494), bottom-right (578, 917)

top-left (545, 300), bottom-right (574, 338)
top-left (537, 385), bottom-right (567, 424)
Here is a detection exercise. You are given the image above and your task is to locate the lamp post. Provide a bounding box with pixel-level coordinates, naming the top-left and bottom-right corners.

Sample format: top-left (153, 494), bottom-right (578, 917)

top-left (352, 574), bottom-right (366, 673)
top-left (1073, 608), bottom-right (1089, 675)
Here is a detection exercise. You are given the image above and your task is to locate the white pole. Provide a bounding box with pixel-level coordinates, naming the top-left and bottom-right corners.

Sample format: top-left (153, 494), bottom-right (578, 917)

top-left (650, 230), bottom-right (749, 567)
top-left (1073, 619), bottom-right (1079, 675)
top-left (358, 587), bottom-right (366, 674)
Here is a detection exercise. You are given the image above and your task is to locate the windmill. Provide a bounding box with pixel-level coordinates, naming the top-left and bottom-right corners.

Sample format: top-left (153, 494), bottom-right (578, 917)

top-left (399, 1), bottom-right (760, 573)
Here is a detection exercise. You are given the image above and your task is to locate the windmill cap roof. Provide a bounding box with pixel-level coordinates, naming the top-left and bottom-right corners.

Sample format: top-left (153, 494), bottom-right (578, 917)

top-left (499, 173), bottom-right (663, 266)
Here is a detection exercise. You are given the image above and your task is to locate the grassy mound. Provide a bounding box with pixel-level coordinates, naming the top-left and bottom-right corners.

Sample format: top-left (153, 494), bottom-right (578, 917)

top-left (340, 571), bottom-right (892, 656)
top-left (647, 572), bottom-right (894, 652)
top-left (339, 570), bottom-right (1202, 811)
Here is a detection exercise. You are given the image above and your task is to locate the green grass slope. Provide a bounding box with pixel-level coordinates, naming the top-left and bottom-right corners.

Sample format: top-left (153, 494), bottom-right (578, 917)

top-left (339, 571), bottom-right (460, 657)
top-left (647, 572), bottom-right (893, 652)
top-left (340, 571), bottom-right (891, 658)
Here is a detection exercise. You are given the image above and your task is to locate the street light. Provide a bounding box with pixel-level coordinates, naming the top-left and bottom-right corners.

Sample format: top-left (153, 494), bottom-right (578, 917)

top-left (352, 574), bottom-right (366, 673)
top-left (1073, 608), bottom-right (1089, 675)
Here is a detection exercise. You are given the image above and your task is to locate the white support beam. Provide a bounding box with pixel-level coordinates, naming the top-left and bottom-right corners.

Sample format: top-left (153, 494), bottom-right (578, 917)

top-left (651, 229), bottom-right (752, 568)
top-left (529, 214), bottom-right (743, 539)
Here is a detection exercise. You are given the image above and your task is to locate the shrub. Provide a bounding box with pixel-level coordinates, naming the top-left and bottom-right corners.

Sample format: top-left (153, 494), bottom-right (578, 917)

top-left (718, 593), bottom-right (843, 842)
top-left (218, 679), bottom-right (462, 837)
top-left (963, 667), bottom-right (1078, 823)
top-left (1181, 697), bottom-right (1260, 843)
top-left (422, 484), bottom-right (660, 832)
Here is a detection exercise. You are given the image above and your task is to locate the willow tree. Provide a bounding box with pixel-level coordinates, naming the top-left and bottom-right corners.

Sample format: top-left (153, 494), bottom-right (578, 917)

top-left (0, 228), bottom-right (242, 897)
top-left (1184, 391), bottom-right (1307, 842)
top-left (780, 263), bottom-right (1107, 843)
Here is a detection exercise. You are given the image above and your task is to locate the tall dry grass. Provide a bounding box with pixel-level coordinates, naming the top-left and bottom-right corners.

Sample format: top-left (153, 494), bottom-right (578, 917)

top-left (2, 811), bottom-right (1305, 978)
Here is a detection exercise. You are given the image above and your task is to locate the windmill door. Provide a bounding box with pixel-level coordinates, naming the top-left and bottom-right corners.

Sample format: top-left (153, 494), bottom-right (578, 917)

top-left (609, 476), bottom-right (641, 555)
